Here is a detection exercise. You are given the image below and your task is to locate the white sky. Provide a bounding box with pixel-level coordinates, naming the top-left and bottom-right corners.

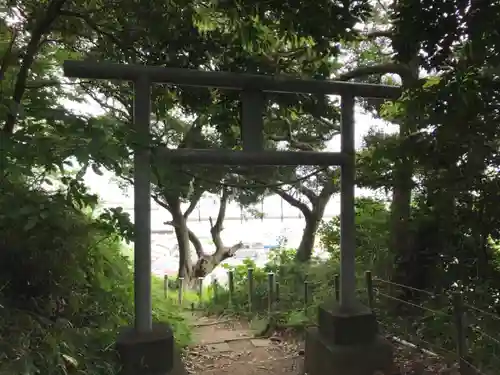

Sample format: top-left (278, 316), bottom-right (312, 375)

top-left (66, 93), bottom-right (397, 233)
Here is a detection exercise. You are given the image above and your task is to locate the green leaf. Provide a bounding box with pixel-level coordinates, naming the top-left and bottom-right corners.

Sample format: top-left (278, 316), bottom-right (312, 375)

top-left (23, 218), bottom-right (38, 232)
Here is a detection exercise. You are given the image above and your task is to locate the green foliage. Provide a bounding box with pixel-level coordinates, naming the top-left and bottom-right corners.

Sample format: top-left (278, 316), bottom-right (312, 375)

top-left (0, 179), bottom-right (191, 375)
top-left (204, 253), bottom-right (340, 325)
top-left (151, 277), bottom-right (191, 347)
top-left (319, 197), bottom-right (393, 277)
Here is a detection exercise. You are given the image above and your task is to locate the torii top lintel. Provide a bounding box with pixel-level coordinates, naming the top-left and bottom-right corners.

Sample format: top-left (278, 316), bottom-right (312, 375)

top-left (63, 61), bottom-right (402, 100)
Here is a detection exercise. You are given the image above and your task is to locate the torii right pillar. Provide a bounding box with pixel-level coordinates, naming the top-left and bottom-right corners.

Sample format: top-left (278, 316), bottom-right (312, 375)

top-left (304, 95), bottom-right (394, 375)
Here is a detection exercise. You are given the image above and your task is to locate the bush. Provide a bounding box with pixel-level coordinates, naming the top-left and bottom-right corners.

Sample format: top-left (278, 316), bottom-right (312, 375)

top-left (319, 197), bottom-right (393, 278)
top-left (203, 252), bottom-right (347, 327)
top-left (0, 180), bottom-right (190, 375)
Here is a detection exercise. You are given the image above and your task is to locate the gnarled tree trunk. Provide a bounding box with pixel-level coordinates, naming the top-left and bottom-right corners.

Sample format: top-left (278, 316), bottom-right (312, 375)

top-left (275, 179), bottom-right (335, 262)
top-left (163, 189), bottom-right (243, 286)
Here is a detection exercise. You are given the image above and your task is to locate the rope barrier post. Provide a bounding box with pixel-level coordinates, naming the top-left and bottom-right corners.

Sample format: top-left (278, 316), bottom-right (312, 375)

top-left (268, 272), bottom-right (275, 316)
top-left (275, 281), bottom-right (280, 306)
top-left (247, 268), bottom-right (254, 314)
top-left (163, 275), bottom-right (168, 299)
top-left (334, 274), bottom-right (340, 302)
top-left (280, 198), bottom-right (284, 222)
top-left (261, 199), bottom-right (264, 222)
top-left (365, 271), bottom-right (374, 309)
top-left (212, 278), bottom-right (219, 304)
top-left (198, 277), bottom-right (203, 308)
top-left (178, 277), bottom-right (184, 306)
top-left (228, 270), bottom-right (235, 308)
top-left (304, 280), bottom-right (310, 310)
top-left (453, 293), bottom-right (472, 375)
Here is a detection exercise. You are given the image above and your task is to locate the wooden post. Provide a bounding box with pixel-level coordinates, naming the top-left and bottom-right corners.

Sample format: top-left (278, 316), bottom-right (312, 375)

top-left (268, 273), bottom-right (275, 315)
top-left (365, 271), bottom-right (374, 309)
top-left (453, 293), bottom-right (471, 375)
top-left (178, 277), bottom-right (184, 305)
top-left (198, 277), bottom-right (203, 308)
top-left (247, 268), bottom-right (254, 313)
top-left (212, 278), bottom-right (219, 303)
top-left (334, 274), bottom-right (340, 302)
top-left (228, 270), bottom-right (235, 307)
top-left (275, 281), bottom-right (280, 305)
top-left (164, 275), bottom-right (168, 298)
top-left (304, 280), bottom-right (309, 310)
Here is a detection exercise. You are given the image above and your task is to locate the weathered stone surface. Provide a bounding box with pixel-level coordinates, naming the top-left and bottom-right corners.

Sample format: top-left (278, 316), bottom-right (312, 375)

top-left (115, 323), bottom-right (175, 375)
top-left (318, 301), bottom-right (378, 345)
top-left (250, 338), bottom-right (270, 348)
top-left (304, 327), bottom-right (393, 375)
top-left (206, 342), bottom-right (231, 352)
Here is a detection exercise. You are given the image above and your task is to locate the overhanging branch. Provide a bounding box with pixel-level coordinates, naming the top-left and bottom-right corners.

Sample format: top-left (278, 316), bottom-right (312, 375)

top-left (3, 0), bottom-right (68, 134)
top-left (183, 190), bottom-right (203, 219)
top-left (268, 135), bottom-right (315, 151)
top-left (273, 188), bottom-right (311, 217)
top-left (337, 63), bottom-right (411, 82)
top-left (209, 189), bottom-right (229, 250)
top-left (295, 183), bottom-right (317, 203)
top-left (366, 30), bottom-right (393, 39)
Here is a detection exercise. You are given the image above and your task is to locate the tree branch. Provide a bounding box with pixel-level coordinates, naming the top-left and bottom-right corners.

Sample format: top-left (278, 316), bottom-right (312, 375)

top-left (0, 26), bottom-right (18, 81)
top-left (188, 229), bottom-right (205, 258)
top-left (79, 83), bottom-right (131, 121)
top-left (337, 62), bottom-right (411, 82)
top-left (314, 170), bottom-right (340, 212)
top-left (366, 30), bottom-right (393, 39)
top-left (3, 0), bottom-right (68, 134)
top-left (60, 9), bottom-right (145, 62)
top-left (25, 79), bottom-right (92, 89)
top-left (209, 189), bottom-right (229, 250)
top-left (295, 184), bottom-right (317, 203)
top-left (164, 220), bottom-right (205, 258)
top-left (273, 188), bottom-right (311, 217)
top-left (267, 135), bottom-right (315, 151)
top-left (183, 190), bottom-right (203, 219)
top-left (153, 194), bottom-right (171, 211)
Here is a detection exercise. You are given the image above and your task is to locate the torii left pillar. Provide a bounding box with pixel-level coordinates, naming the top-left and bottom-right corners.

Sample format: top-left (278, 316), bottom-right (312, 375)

top-left (63, 65), bottom-right (180, 375)
top-left (113, 76), bottom-right (178, 375)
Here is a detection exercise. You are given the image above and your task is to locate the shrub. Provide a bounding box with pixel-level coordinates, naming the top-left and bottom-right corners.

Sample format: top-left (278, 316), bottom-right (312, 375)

top-left (203, 252), bottom-right (345, 327)
top-left (0, 180), bottom-right (190, 375)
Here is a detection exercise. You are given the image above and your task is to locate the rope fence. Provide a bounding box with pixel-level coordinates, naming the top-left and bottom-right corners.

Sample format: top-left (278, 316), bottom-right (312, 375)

top-left (163, 269), bottom-right (500, 375)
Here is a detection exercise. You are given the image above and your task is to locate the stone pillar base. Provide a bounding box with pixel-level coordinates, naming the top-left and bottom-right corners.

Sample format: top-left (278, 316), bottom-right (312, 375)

top-left (305, 327), bottom-right (393, 375)
top-left (116, 323), bottom-right (181, 375)
top-left (304, 302), bottom-right (394, 375)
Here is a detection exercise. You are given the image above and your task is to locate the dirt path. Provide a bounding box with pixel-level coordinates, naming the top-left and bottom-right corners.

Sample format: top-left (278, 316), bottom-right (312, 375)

top-left (183, 314), bottom-right (304, 375)
top-left (181, 313), bottom-right (460, 375)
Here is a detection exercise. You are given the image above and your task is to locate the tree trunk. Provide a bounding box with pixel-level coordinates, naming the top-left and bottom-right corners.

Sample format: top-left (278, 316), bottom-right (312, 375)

top-left (192, 242), bottom-right (243, 278)
top-left (390, 62), bottom-right (420, 286)
top-left (296, 213), bottom-right (319, 262)
top-left (273, 180), bottom-right (334, 263)
top-left (295, 195), bottom-right (329, 262)
top-left (164, 190), bottom-right (243, 286)
top-left (170, 206), bottom-right (193, 281)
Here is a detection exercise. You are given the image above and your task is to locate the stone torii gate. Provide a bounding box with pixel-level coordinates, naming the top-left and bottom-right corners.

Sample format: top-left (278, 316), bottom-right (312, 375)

top-left (63, 60), bottom-right (401, 375)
